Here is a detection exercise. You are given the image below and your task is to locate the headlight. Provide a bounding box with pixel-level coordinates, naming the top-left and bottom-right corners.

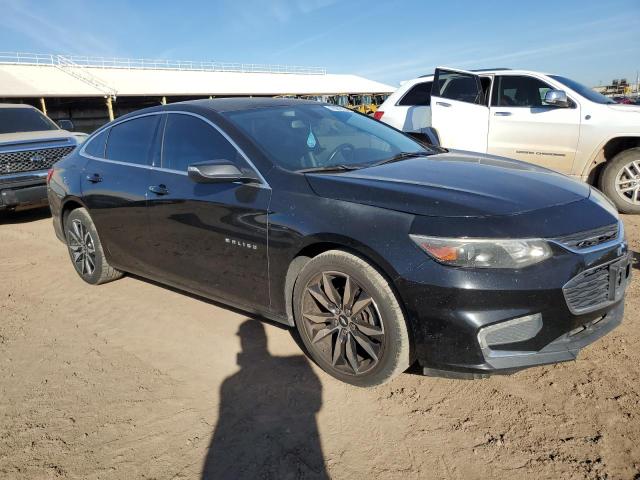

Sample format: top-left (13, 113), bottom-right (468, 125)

top-left (410, 235), bottom-right (552, 268)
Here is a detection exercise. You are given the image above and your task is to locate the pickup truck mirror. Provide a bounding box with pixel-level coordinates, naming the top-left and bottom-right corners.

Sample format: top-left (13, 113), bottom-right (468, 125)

top-left (544, 90), bottom-right (569, 107)
top-left (187, 159), bottom-right (257, 184)
top-left (57, 119), bottom-right (75, 131)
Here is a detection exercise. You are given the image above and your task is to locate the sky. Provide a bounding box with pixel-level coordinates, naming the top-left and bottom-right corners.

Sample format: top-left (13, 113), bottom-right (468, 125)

top-left (1, 0), bottom-right (638, 88)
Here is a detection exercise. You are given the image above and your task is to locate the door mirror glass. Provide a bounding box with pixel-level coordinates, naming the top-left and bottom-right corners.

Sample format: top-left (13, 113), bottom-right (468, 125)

top-left (58, 119), bottom-right (75, 131)
top-left (544, 89), bottom-right (569, 107)
top-left (187, 159), bottom-right (255, 184)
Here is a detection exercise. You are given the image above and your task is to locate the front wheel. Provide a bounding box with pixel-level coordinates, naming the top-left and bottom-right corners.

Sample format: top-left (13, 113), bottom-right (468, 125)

top-left (293, 250), bottom-right (412, 387)
top-left (600, 148), bottom-right (640, 214)
top-left (65, 207), bottom-right (123, 285)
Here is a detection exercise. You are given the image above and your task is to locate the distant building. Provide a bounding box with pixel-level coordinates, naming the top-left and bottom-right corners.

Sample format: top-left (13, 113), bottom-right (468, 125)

top-left (0, 52), bottom-right (394, 132)
top-left (594, 78), bottom-right (634, 97)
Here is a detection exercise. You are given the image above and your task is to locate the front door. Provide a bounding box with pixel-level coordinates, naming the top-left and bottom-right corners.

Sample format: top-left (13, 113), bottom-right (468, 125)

top-left (487, 74), bottom-right (581, 173)
top-left (145, 112), bottom-right (271, 310)
top-left (430, 68), bottom-right (490, 152)
top-left (81, 114), bottom-right (162, 273)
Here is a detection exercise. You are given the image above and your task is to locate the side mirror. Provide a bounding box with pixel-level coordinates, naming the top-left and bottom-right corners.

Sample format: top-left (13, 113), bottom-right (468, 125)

top-left (58, 119), bottom-right (75, 131)
top-left (187, 159), bottom-right (257, 184)
top-left (544, 90), bottom-right (569, 107)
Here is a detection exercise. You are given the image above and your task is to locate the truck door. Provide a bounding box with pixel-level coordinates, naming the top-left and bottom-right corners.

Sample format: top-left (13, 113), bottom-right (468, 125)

top-left (487, 74), bottom-right (580, 173)
top-left (430, 68), bottom-right (490, 152)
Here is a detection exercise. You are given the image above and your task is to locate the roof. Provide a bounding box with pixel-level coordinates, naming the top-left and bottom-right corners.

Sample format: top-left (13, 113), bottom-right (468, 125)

top-left (112, 98), bottom-right (332, 123)
top-left (0, 63), bottom-right (395, 98)
top-left (0, 103), bottom-right (35, 109)
top-left (185, 97), bottom-right (320, 112)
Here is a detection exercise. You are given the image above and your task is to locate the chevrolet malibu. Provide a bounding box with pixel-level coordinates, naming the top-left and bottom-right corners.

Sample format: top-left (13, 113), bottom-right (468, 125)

top-left (48, 99), bottom-right (631, 387)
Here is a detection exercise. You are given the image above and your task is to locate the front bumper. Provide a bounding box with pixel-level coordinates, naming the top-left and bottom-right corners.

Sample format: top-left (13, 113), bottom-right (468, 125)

top-left (396, 242), bottom-right (630, 377)
top-left (0, 171), bottom-right (48, 210)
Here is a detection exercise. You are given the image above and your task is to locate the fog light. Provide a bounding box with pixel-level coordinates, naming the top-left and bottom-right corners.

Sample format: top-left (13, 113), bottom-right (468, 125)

top-left (478, 313), bottom-right (543, 349)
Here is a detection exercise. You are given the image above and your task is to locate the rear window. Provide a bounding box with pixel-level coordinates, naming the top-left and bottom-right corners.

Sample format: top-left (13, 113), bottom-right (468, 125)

top-left (0, 107), bottom-right (59, 134)
top-left (105, 115), bottom-right (161, 165)
top-left (83, 128), bottom-right (109, 158)
top-left (398, 82), bottom-right (432, 106)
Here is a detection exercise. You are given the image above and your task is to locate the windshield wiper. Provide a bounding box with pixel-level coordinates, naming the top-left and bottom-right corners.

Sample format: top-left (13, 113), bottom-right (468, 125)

top-left (296, 164), bottom-right (363, 174)
top-left (369, 151), bottom-right (429, 168)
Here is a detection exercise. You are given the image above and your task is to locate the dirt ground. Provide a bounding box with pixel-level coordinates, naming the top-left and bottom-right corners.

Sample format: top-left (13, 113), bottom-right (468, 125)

top-left (0, 209), bottom-right (638, 480)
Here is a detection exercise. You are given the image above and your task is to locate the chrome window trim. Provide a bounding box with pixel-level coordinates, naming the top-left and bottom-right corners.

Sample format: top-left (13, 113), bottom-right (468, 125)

top-left (548, 220), bottom-right (625, 254)
top-left (79, 110), bottom-right (270, 188)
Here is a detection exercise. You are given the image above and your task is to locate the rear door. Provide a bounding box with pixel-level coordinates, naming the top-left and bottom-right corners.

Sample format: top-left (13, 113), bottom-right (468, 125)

top-left (430, 68), bottom-right (490, 152)
top-left (383, 80), bottom-right (432, 132)
top-left (81, 114), bottom-right (162, 273)
top-left (487, 74), bottom-right (581, 173)
top-left (145, 112), bottom-right (271, 309)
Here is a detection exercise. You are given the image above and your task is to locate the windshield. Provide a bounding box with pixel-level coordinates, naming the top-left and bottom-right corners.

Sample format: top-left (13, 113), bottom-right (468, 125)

top-left (550, 75), bottom-right (615, 105)
top-left (224, 104), bottom-right (430, 172)
top-left (0, 107), bottom-right (59, 134)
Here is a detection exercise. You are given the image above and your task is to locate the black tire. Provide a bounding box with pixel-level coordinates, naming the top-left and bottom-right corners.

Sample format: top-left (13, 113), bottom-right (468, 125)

top-left (64, 208), bottom-right (123, 285)
top-left (600, 147), bottom-right (640, 214)
top-left (293, 250), bottom-right (411, 387)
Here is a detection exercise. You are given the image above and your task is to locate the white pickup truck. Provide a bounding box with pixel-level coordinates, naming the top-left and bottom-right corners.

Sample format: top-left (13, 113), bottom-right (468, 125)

top-left (376, 68), bottom-right (640, 213)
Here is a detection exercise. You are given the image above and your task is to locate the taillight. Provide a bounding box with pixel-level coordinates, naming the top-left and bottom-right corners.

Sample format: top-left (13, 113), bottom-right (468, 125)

top-left (373, 110), bottom-right (384, 120)
top-left (47, 169), bottom-right (54, 184)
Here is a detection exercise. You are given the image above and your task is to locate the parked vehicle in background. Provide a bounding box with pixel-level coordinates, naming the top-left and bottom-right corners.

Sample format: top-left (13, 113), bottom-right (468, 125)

top-left (0, 104), bottom-right (86, 211)
top-left (377, 68), bottom-right (640, 213)
top-left (48, 98), bottom-right (630, 386)
top-left (612, 96), bottom-right (634, 105)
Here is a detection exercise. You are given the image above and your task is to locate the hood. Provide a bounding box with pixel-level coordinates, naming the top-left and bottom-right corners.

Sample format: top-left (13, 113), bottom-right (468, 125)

top-left (305, 151), bottom-right (591, 218)
top-left (0, 130), bottom-right (79, 149)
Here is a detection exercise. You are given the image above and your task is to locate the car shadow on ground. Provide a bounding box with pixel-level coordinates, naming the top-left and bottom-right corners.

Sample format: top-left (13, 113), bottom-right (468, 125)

top-left (0, 206), bottom-right (51, 224)
top-left (202, 319), bottom-right (329, 480)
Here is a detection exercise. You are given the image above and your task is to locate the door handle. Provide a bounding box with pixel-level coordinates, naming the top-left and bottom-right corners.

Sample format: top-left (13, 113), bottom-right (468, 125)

top-left (86, 173), bottom-right (102, 183)
top-left (436, 101), bottom-right (451, 107)
top-left (494, 111), bottom-right (512, 116)
top-left (148, 184), bottom-right (169, 195)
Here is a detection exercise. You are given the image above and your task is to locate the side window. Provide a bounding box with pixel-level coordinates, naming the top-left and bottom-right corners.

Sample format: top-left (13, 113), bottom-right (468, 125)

top-left (162, 114), bottom-right (240, 171)
top-left (398, 82), bottom-right (432, 106)
top-left (492, 75), bottom-right (556, 108)
top-left (105, 115), bottom-right (160, 165)
top-left (433, 70), bottom-right (482, 104)
top-left (83, 128), bottom-right (109, 158)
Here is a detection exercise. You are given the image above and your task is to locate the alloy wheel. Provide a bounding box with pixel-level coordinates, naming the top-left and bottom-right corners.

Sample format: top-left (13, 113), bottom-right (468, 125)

top-left (300, 271), bottom-right (385, 376)
top-left (67, 219), bottom-right (97, 276)
top-left (615, 159), bottom-right (640, 205)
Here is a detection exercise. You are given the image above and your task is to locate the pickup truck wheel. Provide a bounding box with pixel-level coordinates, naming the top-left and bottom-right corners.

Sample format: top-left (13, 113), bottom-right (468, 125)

top-left (600, 148), bottom-right (640, 214)
top-left (65, 208), bottom-right (123, 285)
top-left (293, 250), bottom-right (412, 387)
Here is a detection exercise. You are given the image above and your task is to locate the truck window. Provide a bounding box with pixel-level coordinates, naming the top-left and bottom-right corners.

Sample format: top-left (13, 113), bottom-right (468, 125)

top-left (0, 107), bottom-right (59, 134)
top-left (492, 75), bottom-right (556, 108)
top-left (398, 82), bottom-right (432, 106)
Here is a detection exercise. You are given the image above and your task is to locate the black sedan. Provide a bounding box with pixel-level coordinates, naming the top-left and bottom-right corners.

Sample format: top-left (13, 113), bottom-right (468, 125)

top-left (47, 98), bottom-right (631, 386)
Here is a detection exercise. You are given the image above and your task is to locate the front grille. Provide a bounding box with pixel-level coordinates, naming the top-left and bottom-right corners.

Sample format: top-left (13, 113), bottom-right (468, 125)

top-left (0, 146), bottom-right (75, 175)
top-left (563, 257), bottom-right (630, 314)
top-left (553, 223), bottom-right (619, 251)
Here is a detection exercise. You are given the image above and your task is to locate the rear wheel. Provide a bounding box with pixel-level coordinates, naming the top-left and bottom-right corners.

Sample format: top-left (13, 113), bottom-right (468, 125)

top-left (65, 208), bottom-right (123, 285)
top-left (600, 148), bottom-right (640, 214)
top-left (293, 250), bottom-right (411, 387)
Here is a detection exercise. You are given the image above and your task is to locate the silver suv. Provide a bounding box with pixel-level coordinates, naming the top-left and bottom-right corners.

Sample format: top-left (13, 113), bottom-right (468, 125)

top-left (0, 104), bottom-right (86, 211)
